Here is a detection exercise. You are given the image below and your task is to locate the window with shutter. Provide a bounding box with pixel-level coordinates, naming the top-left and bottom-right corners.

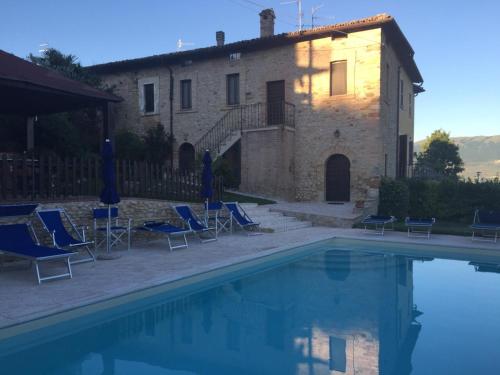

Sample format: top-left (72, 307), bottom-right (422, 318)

top-left (143, 83), bottom-right (155, 113)
top-left (180, 79), bottom-right (192, 109)
top-left (400, 79), bottom-right (405, 110)
top-left (226, 74), bottom-right (240, 105)
top-left (330, 60), bottom-right (347, 96)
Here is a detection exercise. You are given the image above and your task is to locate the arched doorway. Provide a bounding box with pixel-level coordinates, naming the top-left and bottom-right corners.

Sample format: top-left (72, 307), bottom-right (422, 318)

top-left (325, 154), bottom-right (350, 202)
top-left (178, 143), bottom-right (195, 173)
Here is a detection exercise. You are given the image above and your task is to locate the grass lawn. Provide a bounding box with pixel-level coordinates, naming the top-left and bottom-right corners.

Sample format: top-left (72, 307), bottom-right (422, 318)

top-left (221, 191), bottom-right (276, 205)
top-left (353, 220), bottom-right (474, 237)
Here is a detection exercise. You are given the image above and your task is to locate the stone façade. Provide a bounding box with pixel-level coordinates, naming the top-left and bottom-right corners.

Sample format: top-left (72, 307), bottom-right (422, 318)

top-left (90, 14), bottom-right (422, 203)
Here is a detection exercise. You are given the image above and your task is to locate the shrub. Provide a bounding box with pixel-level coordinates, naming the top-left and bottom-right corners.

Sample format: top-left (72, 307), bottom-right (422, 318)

top-left (378, 178), bottom-right (409, 218)
top-left (213, 157), bottom-right (239, 188)
top-left (379, 177), bottom-right (500, 222)
top-left (115, 131), bottom-right (145, 160)
top-left (408, 179), bottom-right (439, 218)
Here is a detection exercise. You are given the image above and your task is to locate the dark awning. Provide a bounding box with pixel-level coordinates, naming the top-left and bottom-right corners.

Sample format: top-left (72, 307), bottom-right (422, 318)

top-left (0, 49), bottom-right (121, 116)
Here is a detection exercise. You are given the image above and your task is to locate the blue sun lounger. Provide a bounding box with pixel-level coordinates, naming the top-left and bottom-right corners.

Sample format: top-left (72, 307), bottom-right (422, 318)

top-left (223, 202), bottom-right (260, 233)
top-left (136, 221), bottom-right (190, 251)
top-left (0, 223), bottom-right (76, 284)
top-left (471, 209), bottom-right (500, 243)
top-left (173, 204), bottom-right (217, 242)
top-left (0, 203), bottom-right (39, 217)
top-left (405, 217), bottom-right (436, 239)
top-left (36, 208), bottom-right (95, 264)
top-left (362, 215), bottom-right (396, 235)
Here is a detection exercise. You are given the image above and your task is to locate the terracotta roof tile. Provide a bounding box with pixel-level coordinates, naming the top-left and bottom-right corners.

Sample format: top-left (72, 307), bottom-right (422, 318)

top-left (88, 13), bottom-right (422, 83)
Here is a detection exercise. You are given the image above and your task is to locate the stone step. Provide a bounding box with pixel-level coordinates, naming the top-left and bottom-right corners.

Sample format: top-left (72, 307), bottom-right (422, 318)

top-left (225, 203), bottom-right (312, 233)
top-left (270, 221), bottom-right (313, 232)
top-left (238, 203), bottom-right (259, 210)
top-left (244, 211), bottom-right (283, 219)
top-left (257, 216), bottom-right (303, 226)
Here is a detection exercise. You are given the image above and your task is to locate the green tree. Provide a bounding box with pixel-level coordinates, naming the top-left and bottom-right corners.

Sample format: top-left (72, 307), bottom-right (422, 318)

top-left (416, 130), bottom-right (464, 177)
top-left (29, 48), bottom-right (102, 88)
top-left (419, 129), bottom-right (451, 152)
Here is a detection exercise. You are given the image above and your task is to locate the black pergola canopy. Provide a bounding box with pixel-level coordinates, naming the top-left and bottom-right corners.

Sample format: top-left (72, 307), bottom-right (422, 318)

top-left (0, 49), bottom-right (121, 116)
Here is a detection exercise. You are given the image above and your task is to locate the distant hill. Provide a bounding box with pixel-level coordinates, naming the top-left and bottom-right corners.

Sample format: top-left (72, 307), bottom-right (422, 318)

top-left (415, 135), bottom-right (500, 179)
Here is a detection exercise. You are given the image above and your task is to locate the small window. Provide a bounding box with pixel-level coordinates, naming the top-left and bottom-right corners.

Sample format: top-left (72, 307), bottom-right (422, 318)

top-left (227, 73), bottom-right (240, 105)
top-left (144, 83), bottom-right (155, 113)
top-left (408, 141), bottom-right (414, 166)
top-left (229, 52), bottom-right (241, 61)
top-left (408, 93), bottom-right (413, 117)
top-left (330, 60), bottom-right (347, 96)
top-left (385, 64), bottom-right (390, 101)
top-left (180, 79), bottom-right (192, 109)
top-left (399, 79), bottom-right (404, 110)
top-left (384, 153), bottom-right (388, 177)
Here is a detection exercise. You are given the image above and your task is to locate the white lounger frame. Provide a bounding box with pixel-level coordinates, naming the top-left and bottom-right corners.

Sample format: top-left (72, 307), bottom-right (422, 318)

top-left (405, 218), bottom-right (436, 239)
top-left (138, 223), bottom-right (190, 251)
top-left (362, 216), bottom-right (396, 236)
top-left (36, 208), bottom-right (95, 264)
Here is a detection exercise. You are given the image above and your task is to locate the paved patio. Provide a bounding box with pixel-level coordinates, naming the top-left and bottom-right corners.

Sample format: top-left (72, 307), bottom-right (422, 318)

top-left (269, 202), bottom-right (364, 227)
top-left (1, 226), bottom-right (500, 330)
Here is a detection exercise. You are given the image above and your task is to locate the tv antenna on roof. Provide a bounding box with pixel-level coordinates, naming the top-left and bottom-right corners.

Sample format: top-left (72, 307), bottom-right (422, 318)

top-left (311, 4), bottom-right (335, 28)
top-left (177, 39), bottom-right (195, 51)
top-left (281, 0), bottom-right (303, 31)
top-left (38, 43), bottom-right (49, 54)
top-left (311, 4), bottom-right (324, 28)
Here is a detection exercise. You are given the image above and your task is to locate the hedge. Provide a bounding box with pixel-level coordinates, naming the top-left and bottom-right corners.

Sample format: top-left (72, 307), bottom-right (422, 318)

top-left (378, 178), bottom-right (500, 222)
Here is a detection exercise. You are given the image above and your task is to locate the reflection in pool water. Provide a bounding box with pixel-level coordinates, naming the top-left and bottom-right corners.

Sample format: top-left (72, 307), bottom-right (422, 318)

top-left (1, 240), bottom-right (500, 374)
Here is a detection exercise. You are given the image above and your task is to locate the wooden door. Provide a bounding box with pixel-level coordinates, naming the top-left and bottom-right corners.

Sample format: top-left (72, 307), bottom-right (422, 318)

top-left (266, 80), bottom-right (285, 125)
top-left (325, 154), bottom-right (350, 202)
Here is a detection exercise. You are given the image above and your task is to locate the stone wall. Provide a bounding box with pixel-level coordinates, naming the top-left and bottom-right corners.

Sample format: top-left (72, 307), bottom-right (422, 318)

top-left (291, 30), bottom-right (384, 201)
top-left (0, 198), bottom-right (204, 247)
top-left (240, 126), bottom-right (295, 200)
top-left (380, 32), bottom-right (416, 177)
top-left (99, 27), bottom-right (418, 203)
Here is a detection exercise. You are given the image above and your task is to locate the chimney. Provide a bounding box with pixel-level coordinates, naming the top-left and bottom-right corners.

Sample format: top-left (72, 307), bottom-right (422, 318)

top-left (216, 31), bottom-right (225, 46)
top-left (259, 8), bottom-right (275, 37)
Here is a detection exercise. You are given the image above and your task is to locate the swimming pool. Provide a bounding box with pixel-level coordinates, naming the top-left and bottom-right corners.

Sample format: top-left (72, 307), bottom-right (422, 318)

top-left (1, 238), bottom-right (499, 374)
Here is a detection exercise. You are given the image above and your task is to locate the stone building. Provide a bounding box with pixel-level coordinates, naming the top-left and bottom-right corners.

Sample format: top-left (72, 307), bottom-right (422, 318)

top-left (89, 12), bottom-right (424, 203)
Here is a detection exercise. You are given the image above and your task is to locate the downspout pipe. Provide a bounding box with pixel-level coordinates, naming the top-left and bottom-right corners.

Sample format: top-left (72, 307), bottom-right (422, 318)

top-left (396, 66), bottom-right (401, 177)
top-left (166, 64), bottom-right (174, 170)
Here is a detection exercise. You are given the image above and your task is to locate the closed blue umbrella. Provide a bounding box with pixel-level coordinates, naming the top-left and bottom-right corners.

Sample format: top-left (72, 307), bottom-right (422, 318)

top-left (201, 150), bottom-right (213, 223)
top-left (100, 139), bottom-right (120, 254)
top-left (201, 150), bottom-right (213, 200)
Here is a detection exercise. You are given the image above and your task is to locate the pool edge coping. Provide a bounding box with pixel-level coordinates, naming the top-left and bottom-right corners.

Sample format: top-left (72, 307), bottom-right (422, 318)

top-left (0, 233), bottom-right (337, 338)
top-left (1, 229), bottom-right (499, 337)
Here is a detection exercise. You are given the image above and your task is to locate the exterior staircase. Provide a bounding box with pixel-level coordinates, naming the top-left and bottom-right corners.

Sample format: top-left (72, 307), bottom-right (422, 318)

top-left (194, 101), bottom-right (295, 158)
top-left (239, 203), bottom-right (312, 232)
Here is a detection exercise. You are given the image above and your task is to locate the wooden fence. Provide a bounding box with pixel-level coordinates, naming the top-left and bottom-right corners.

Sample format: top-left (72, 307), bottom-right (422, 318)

top-left (0, 154), bottom-right (223, 202)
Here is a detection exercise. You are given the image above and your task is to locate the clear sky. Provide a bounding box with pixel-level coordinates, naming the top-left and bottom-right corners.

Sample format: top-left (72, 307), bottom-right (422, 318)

top-left (1, 0), bottom-right (499, 141)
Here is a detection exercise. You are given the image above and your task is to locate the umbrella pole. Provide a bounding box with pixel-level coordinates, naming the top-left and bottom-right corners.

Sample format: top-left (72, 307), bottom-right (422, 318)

top-left (107, 205), bottom-right (111, 254)
top-left (205, 198), bottom-right (208, 226)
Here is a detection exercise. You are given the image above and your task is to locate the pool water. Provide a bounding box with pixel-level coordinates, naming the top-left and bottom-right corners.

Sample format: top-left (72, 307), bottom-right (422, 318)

top-left (1, 239), bottom-right (500, 374)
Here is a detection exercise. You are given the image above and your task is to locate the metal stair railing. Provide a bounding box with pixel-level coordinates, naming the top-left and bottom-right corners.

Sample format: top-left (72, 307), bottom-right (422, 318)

top-left (194, 101), bottom-right (295, 157)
